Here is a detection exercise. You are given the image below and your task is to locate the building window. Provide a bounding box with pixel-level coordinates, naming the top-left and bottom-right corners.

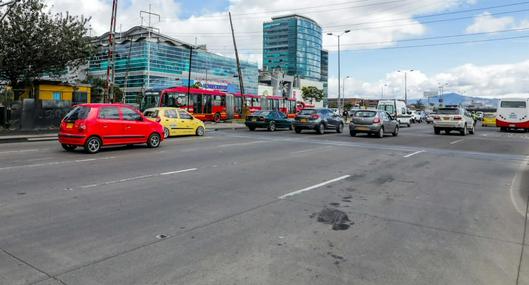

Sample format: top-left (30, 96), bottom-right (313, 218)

top-left (73, 91), bottom-right (88, 104)
top-left (53, 92), bottom-right (62, 101)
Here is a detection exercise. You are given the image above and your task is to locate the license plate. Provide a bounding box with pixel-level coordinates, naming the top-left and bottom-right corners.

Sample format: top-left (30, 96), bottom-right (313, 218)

top-left (300, 119), bottom-right (307, 123)
top-left (66, 123), bottom-right (73, 128)
top-left (252, 118), bottom-right (257, 122)
top-left (444, 117), bottom-right (450, 120)
top-left (509, 124), bottom-right (516, 127)
top-left (356, 126), bottom-right (369, 131)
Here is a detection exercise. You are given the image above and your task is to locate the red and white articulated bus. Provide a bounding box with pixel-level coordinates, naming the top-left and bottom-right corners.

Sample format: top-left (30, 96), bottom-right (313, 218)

top-left (496, 97), bottom-right (529, 131)
top-left (140, 87), bottom-right (301, 122)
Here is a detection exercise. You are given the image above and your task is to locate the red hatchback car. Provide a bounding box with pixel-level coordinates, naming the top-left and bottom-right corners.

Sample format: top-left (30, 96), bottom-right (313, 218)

top-left (59, 104), bottom-right (164, 153)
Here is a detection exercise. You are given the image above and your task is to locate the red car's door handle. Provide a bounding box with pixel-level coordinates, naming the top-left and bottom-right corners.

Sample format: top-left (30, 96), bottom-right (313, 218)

top-left (102, 125), bottom-right (108, 128)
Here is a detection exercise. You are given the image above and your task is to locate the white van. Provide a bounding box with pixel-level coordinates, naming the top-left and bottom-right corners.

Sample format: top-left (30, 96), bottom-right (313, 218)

top-left (377, 100), bottom-right (412, 127)
top-left (496, 97), bottom-right (529, 131)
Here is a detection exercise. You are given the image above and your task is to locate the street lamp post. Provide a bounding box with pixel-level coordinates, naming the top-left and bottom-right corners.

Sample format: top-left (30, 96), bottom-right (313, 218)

top-left (342, 76), bottom-right (350, 111)
top-left (438, 82), bottom-right (448, 107)
top-left (327, 30), bottom-right (350, 114)
top-left (381, 83), bottom-right (387, 99)
top-left (397, 70), bottom-right (414, 106)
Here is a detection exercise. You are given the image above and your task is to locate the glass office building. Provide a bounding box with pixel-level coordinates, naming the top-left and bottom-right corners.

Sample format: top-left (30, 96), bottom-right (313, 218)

top-left (89, 26), bottom-right (258, 103)
top-left (263, 15), bottom-right (323, 81)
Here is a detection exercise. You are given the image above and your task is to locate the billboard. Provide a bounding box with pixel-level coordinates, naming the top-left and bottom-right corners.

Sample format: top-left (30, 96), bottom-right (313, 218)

top-left (423, 91), bottom-right (438, 98)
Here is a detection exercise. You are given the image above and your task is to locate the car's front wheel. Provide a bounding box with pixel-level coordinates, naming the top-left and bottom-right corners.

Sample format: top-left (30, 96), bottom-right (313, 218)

top-left (248, 126), bottom-right (256, 131)
top-left (196, 126), bottom-right (205, 136)
top-left (336, 123), bottom-right (344, 133)
top-left (295, 127), bottom-right (302, 134)
top-left (392, 126), bottom-right (399, 137)
top-left (268, 121), bottom-right (276, 132)
top-left (350, 130), bottom-right (356, 137)
top-left (147, 133), bottom-right (161, 148)
top-left (84, 136), bottom-right (102, 154)
top-left (61, 144), bottom-right (76, 152)
top-left (317, 123), bottom-right (325, 134)
top-left (434, 127), bottom-right (441, 135)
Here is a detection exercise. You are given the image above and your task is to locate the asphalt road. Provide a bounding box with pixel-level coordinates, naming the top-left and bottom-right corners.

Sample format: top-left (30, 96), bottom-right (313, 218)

top-left (1, 123), bottom-right (529, 285)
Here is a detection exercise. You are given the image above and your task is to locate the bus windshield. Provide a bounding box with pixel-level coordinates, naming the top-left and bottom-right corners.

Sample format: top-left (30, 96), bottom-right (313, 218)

top-left (501, 101), bottom-right (526, 108)
top-left (141, 93), bottom-right (160, 110)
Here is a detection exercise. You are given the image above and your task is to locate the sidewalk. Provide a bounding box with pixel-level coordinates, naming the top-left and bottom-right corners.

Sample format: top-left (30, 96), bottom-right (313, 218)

top-left (0, 122), bottom-right (246, 144)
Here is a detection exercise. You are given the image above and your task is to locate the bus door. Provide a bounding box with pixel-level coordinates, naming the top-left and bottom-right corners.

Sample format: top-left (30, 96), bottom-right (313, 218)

top-left (203, 94), bottom-right (212, 115)
top-left (193, 94), bottom-right (203, 114)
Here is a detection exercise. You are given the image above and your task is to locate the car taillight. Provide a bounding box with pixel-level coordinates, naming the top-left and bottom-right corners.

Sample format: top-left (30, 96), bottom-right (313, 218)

top-left (373, 116), bottom-right (381, 124)
top-left (433, 115), bottom-right (440, 120)
top-left (155, 116), bottom-right (161, 123)
top-left (310, 114), bottom-right (320, 120)
top-left (453, 116), bottom-right (462, 120)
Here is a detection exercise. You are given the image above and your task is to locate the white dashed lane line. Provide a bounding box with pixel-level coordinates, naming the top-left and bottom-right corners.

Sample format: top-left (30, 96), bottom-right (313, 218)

top-left (73, 168), bottom-right (198, 190)
top-left (278, 175), bottom-right (351, 199)
top-left (403, 150), bottom-right (425, 158)
top-left (450, 139), bottom-right (464, 145)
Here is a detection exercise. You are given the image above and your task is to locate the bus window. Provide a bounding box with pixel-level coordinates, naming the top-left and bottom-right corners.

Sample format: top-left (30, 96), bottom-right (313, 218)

top-left (212, 95), bottom-right (222, 107)
top-left (501, 101), bottom-right (526, 108)
top-left (141, 93), bottom-right (160, 110)
top-left (163, 92), bottom-right (186, 108)
top-left (235, 97), bottom-right (242, 113)
top-left (193, 94), bottom-right (203, 114)
top-left (245, 97), bottom-right (252, 108)
top-left (253, 98), bottom-right (260, 106)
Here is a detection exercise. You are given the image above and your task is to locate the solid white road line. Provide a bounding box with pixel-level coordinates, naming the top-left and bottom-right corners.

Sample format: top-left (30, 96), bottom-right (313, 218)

top-left (403, 150), bottom-right (425, 158)
top-left (450, 139), bottom-right (464, 145)
top-left (278, 175), bottom-right (351, 199)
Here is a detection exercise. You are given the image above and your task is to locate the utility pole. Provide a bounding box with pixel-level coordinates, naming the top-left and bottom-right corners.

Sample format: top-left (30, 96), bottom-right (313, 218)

top-left (398, 70), bottom-right (414, 106)
top-left (140, 4), bottom-right (160, 98)
top-left (105, 0), bottom-right (118, 103)
top-left (229, 12), bottom-right (246, 116)
top-left (327, 30), bottom-right (350, 114)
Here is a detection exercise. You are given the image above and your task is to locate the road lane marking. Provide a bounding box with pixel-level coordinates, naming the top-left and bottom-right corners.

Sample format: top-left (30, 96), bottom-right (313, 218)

top-left (403, 150), bottom-right (425, 158)
top-left (0, 149), bottom-right (42, 155)
top-left (160, 168), bottom-right (197, 176)
top-left (217, 141), bottom-right (267, 148)
top-left (0, 156), bottom-right (115, 171)
top-left (278, 175), bottom-right (351, 199)
top-left (450, 139), bottom-right (464, 145)
top-left (75, 168), bottom-right (198, 190)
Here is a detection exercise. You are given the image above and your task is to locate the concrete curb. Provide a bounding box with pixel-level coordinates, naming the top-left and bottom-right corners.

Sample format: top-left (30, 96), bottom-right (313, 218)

top-left (0, 135), bottom-right (58, 144)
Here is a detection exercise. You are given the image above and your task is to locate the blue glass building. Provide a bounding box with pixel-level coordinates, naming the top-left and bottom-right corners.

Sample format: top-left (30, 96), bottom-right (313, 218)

top-left (89, 26), bottom-right (258, 103)
top-left (263, 15), bottom-right (323, 81)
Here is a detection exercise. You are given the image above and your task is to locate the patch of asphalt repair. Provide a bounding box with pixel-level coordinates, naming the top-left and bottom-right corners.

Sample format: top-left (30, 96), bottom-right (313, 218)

top-left (316, 208), bottom-right (354, 231)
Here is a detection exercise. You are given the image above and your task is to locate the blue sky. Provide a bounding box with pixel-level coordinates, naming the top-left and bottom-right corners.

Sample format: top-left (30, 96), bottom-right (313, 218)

top-left (47, 0), bottom-right (529, 98)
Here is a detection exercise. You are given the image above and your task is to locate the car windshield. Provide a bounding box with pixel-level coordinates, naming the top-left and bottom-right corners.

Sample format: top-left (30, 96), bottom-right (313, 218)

top-left (252, 111), bottom-right (271, 116)
top-left (299, 109), bottom-right (316, 115)
top-left (438, 108), bottom-right (459, 115)
top-left (501, 101), bottom-right (526, 108)
top-left (63, 106), bottom-right (90, 121)
top-left (354, 111), bottom-right (377, 118)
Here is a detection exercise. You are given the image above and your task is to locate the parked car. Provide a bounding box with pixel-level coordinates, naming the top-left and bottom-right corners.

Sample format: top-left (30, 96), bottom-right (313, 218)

top-left (482, 112), bottom-right (497, 127)
top-left (293, 108), bottom-right (345, 134)
top-left (349, 110), bottom-right (399, 138)
top-left (143, 107), bottom-right (205, 138)
top-left (433, 107), bottom-right (475, 135)
top-left (245, 110), bottom-right (292, 131)
top-left (59, 104), bottom-right (164, 153)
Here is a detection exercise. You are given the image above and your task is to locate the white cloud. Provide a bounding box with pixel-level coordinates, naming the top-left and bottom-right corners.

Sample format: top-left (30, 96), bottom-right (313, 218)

top-left (331, 60), bottom-right (529, 99)
top-left (43, 0), bottom-right (475, 67)
top-left (465, 12), bottom-right (514, 33)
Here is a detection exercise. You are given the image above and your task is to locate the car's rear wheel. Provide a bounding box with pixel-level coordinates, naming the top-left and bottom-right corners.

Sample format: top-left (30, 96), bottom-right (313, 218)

top-left (377, 127), bottom-right (384, 138)
top-left (392, 126), bottom-right (399, 136)
top-left (61, 144), bottom-right (76, 152)
top-left (163, 127), bottom-right (170, 139)
top-left (248, 126), bottom-right (256, 131)
top-left (434, 127), bottom-right (441, 135)
top-left (336, 123), bottom-right (344, 133)
top-left (196, 126), bottom-right (205, 136)
top-left (350, 130), bottom-right (356, 137)
top-left (288, 124), bottom-right (293, 130)
top-left (407, 122), bottom-right (411, 127)
top-left (84, 136), bottom-right (102, 154)
top-left (147, 133), bottom-right (161, 148)
top-left (317, 123), bottom-right (325, 134)
top-left (295, 127), bottom-right (302, 134)
top-left (268, 121), bottom-right (276, 132)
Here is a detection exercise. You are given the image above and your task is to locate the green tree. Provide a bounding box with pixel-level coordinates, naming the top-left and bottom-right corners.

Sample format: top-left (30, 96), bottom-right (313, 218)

top-left (344, 102), bottom-right (353, 110)
top-left (301, 86), bottom-right (324, 103)
top-left (87, 77), bottom-right (123, 103)
top-left (0, 0), bottom-right (93, 99)
top-left (191, 82), bottom-right (202, 89)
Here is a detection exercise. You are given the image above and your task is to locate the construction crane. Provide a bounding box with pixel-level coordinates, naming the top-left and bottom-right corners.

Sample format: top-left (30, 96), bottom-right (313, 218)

top-left (105, 0), bottom-right (118, 103)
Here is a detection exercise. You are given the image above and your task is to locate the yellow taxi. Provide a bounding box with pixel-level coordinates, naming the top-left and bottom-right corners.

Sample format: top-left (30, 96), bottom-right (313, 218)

top-left (143, 107), bottom-right (205, 138)
top-left (482, 113), bottom-right (496, 127)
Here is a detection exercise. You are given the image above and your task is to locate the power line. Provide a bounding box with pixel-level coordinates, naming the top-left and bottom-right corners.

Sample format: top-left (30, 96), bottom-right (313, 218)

top-left (169, 6), bottom-right (529, 35)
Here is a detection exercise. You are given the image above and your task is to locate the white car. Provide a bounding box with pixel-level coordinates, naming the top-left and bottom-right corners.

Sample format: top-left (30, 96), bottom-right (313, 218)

top-left (433, 107), bottom-right (475, 135)
top-left (410, 111), bottom-right (422, 123)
